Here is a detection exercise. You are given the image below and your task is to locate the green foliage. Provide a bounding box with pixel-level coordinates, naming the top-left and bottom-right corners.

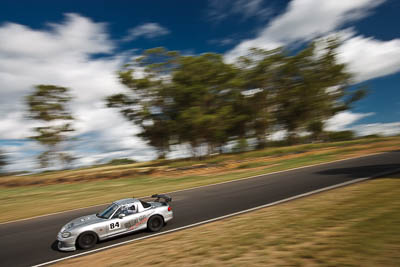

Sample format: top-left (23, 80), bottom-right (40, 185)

top-left (361, 134), bottom-right (382, 139)
top-left (107, 49), bottom-right (243, 157)
top-left (327, 131), bottom-right (355, 141)
top-left (237, 39), bottom-right (366, 144)
top-left (233, 138), bottom-right (249, 153)
top-left (107, 47), bottom-right (179, 158)
top-left (0, 150), bottom-right (6, 173)
top-left (307, 121), bottom-right (324, 141)
top-left (172, 53), bottom-right (244, 155)
top-left (269, 40), bottom-right (355, 142)
top-left (107, 158), bottom-right (137, 165)
top-left (25, 85), bottom-right (75, 168)
top-left (107, 40), bottom-right (364, 157)
top-left (26, 85), bottom-right (73, 121)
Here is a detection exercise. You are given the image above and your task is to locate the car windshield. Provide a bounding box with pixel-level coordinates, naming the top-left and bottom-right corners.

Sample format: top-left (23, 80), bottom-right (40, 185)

top-left (97, 203), bottom-right (119, 219)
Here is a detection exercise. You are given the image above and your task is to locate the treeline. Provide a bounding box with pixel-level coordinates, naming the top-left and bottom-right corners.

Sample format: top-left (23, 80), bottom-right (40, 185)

top-left (0, 150), bottom-right (6, 173)
top-left (9, 39), bottom-right (365, 170)
top-left (106, 40), bottom-right (365, 158)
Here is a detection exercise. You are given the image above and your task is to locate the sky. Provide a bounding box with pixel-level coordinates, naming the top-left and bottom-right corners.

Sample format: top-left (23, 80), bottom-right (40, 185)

top-left (0, 0), bottom-right (399, 171)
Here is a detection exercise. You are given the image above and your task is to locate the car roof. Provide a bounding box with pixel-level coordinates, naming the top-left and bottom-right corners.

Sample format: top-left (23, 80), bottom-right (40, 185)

top-left (113, 198), bottom-right (138, 206)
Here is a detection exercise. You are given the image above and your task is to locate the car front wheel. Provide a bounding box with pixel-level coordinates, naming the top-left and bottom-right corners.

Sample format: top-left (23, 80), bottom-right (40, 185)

top-left (77, 232), bottom-right (98, 249)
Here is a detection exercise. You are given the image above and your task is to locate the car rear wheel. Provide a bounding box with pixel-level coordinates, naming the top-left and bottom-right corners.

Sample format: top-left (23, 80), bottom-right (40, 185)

top-left (147, 215), bottom-right (164, 232)
top-left (77, 232), bottom-right (98, 249)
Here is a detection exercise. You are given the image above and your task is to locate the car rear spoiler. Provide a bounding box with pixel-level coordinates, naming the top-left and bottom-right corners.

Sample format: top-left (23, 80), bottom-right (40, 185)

top-left (151, 194), bottom-right (172, 203)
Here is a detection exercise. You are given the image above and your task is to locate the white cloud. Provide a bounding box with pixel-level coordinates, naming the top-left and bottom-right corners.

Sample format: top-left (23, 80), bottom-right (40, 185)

top-left (208, 0), bottom-right (272, 22)
top-left (1, 140), bottom-right (43, 171)
top-left (225, 0), bottom-right (385, 61)
top-left (0, 112), bottom-right (33, 139)
top-left (224, 0), bottom-right (400, 83)
top-left (325, 111), bottom-right (400, 137)
top-left (123, 23), bottom-right (170, 42)
top-left (337, 35), bottom-right (400, 82)
top-left (0, 13), bottom-right (113, 59)
top-left (268, 112), bottom-right (400, 140)
top-left (350, 122), bottom-right (400, 136)
top-left (325, 111), bottom-right (374, 131)
top-left (0, 14), bottom-right (156, 171)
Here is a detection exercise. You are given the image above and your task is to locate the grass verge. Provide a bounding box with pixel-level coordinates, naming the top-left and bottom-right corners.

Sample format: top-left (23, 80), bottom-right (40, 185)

top-left (1, 137), bottom-right (399, 223)
top-left (57, 178), bottom-right (400, 267)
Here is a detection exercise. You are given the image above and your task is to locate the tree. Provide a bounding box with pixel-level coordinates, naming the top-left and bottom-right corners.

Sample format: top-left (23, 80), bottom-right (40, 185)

top-left (307, 120), bottom-right (324, 141)
top-left (25, 85), bottom-right (75, 168)
top-left (327, 130), bottom-right (355, 141)
top-left (171, 53), bottom-right (241, 155)
top-left (236, 48), bottom-right (285, 147)
top-left (0, 150), bottom-right (6, 173)
top-left (107, 47), bottom-right (180, 159)
top-left (107, 158), bottom-right (137, 165)
top-left (233, 40), bottom-right (364, 145)
top-left (107, 48), bottom-right (242, 158)
top-left (108, 40), bottom-right (363, 157)
top-left (269, 39), bottom-right (365, 143)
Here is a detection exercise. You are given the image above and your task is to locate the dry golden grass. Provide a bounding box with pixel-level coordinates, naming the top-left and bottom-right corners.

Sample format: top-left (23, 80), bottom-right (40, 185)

top-left (57, 178), bottom-right (400, 267)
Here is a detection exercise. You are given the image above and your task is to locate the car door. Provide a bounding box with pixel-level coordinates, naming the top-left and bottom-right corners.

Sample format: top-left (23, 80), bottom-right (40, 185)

top-left (121, 211), bottom-right (143, 232)
top-left (105, 207), bottom-right (127, 236)
top-left (123, 203), bottom-right (155, 232)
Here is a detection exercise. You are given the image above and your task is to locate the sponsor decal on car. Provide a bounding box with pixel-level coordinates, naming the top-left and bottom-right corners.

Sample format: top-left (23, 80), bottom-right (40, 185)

top-left (124, 215), bottom-right (149, 230)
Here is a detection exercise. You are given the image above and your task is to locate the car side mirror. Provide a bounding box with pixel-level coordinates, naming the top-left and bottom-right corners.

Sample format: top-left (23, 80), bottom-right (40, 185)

top-left (118, 213), bottom-right (126, 219)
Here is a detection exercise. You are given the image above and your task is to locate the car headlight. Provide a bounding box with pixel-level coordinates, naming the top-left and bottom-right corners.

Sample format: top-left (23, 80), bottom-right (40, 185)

top-left (61, 231), bottom-right (71, 238)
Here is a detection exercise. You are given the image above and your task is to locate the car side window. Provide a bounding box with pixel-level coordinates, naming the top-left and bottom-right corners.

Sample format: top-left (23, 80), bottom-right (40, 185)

top-left (129, 204), bottom-right (136, 213)
top-left (112, 207), bottom-right (122, 219)
top-left (122, 204), bottom-right (135, 215)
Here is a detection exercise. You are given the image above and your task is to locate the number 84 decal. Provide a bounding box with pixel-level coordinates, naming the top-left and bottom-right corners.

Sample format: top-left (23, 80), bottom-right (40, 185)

top-left (109, 222), bottom-right (120, 230)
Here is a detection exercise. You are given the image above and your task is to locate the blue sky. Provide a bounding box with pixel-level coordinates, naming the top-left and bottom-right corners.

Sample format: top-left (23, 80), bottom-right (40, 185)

top-left (0, 0), bottom-right (399, 171)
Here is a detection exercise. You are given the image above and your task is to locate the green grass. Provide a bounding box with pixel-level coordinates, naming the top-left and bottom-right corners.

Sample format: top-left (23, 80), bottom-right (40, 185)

top-left (57, 178), bottom-right (400, 267)
top-left (0, 151), bottom-right (379, 222)
top-left (1, 136), bottom-right (400, 223)
top-left (130, 137), bottom-right (396, 169)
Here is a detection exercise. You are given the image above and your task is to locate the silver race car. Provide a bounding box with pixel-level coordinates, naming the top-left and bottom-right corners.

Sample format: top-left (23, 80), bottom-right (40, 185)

top-left (57, 194), bottom-right (173, 251)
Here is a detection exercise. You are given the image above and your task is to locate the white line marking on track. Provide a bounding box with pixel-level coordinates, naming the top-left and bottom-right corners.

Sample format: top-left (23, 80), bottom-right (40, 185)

top-left (0, 152), bottom-right (387, 225)
top-left (32, 167), bottom-right (400, 267)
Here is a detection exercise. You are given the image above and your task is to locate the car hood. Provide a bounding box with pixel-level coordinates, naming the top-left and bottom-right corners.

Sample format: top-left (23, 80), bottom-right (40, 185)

top-left (62, 214), bottom-right (104, 231)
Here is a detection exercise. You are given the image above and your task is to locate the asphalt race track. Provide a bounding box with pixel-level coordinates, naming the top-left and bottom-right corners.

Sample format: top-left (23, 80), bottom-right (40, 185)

top-left (1, 151), bottom-right (399, 266)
